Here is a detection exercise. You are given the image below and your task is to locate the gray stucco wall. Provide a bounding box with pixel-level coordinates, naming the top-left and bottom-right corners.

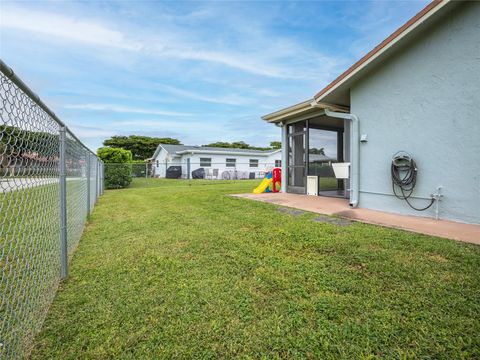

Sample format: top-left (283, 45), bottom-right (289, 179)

top-left (351, 2), bottom-right (480, 224)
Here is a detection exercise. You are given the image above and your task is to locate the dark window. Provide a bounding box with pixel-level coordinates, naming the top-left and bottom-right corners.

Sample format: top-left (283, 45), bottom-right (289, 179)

top-left (200, 158), bottom-right (211, 167)
top-left (275, 160), bottom-right (281, 167)
top-left (156, 160), bottom-right (159, 167)
top-left (226, 158), bottom-right (236, 167)
top-left (249, 159), bottom-right (259, 168)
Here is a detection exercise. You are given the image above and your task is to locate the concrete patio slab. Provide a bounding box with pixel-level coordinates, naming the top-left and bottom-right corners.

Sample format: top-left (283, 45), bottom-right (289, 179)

top-left (232, 193), bottom-right (480, 245)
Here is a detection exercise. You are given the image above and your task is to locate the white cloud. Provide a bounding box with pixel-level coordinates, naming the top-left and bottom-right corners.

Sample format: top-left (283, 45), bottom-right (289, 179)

top-left (158, 48), bottom-right (291, 79)
top-left (63, 103), bottom-right (192, 117)
top-left (0, 6), bottom-right (140, 51)
top-left (0, 5), bottom-right (338, 80)
top-left (158, 85), bottom-right (252, 106)
top-left (69, 125), bottom-right (115, 138)
top-left (114, 119), bottom-right (223, 134)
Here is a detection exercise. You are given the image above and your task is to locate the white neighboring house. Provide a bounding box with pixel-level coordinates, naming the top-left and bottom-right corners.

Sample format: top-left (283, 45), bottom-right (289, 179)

top-left (151, 144), bottom-right (281, 179)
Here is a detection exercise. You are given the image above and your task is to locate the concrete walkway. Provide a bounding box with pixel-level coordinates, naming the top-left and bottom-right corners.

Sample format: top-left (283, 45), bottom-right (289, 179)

top-left (233, 193), bottom-right (480, 245)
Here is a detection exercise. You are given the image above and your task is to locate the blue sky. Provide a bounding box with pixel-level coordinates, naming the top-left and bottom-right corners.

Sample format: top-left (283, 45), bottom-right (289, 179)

top-left (0, 0), bottom-right (428, 152)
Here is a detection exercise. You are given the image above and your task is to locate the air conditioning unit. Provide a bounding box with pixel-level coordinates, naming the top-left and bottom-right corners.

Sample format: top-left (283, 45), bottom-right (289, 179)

top-left (307, 176), bottom-right (318, 196)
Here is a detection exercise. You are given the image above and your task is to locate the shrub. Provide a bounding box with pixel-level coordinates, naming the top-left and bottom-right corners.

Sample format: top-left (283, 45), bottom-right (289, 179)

top-left (97, 147), bottom-right (133, 163)
top-left (97, 147), bottom-right (133, 189)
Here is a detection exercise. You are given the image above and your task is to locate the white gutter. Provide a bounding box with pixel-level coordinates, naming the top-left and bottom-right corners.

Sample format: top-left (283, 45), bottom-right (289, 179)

top-left (311, 102), bottom-right (359, 207)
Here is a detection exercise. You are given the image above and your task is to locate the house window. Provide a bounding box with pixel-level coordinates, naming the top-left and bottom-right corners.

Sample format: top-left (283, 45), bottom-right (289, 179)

top-left (156, 160), bottom-right (159, 167)
top-left (226, 158), bottom-right (236, 167)
top-left (275, 160), bottom-right (281, 167)
top-left (200, 157), bottom-right (211, 167)
top-left (249, 159), bottom-right (259, 168)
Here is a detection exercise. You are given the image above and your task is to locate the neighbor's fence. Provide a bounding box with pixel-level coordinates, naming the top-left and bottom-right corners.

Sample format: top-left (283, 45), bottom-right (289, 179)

top-left (148, 161), bottom-right (281, 180)
top-left (102, 161), bottom-right (279, 188)
top-left (0, 60), bottom-right (104, 359)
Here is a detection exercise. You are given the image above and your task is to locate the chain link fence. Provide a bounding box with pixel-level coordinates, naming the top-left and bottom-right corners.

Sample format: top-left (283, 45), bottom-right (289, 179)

top-left (102, 161), bottom-right (279, 188)
top-left (0, 60), bottom-right (104, 359)
top-left (100, 162), bottom-right (279, 189)
top-left (149, 161), bottom-right (280, 180)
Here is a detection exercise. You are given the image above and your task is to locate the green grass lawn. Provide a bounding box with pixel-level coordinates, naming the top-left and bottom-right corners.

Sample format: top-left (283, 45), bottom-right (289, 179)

top-left (31, 179), bottom-right (479, 359)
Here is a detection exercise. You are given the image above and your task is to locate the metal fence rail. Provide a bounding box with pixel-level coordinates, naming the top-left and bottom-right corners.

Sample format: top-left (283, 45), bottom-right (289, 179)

top-left (0, 60), bottom-right (104, 359)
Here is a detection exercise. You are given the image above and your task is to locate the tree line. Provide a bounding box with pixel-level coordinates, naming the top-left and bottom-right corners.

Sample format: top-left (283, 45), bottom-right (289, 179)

top-left (100, 135), bottom-right (281, 161)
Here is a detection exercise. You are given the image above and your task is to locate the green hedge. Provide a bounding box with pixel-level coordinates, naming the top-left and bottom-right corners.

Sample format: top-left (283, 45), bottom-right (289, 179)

top-left (103, 163), bottom-right (132, 189)
top-left (97, 147), bottom-right (133, 189)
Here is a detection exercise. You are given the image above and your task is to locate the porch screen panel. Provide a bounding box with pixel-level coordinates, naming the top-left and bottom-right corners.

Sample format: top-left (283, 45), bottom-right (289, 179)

top-left (308, 128), bottom-right (339, 190)
top-left (288, 122), bottom-right (306, 188)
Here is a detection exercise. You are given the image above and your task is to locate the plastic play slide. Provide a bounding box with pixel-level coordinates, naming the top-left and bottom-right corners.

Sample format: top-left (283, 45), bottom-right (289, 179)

top-left (253, 173), bottom-right (272, 194)
top-left (253, 168), bottom-right (281, 194)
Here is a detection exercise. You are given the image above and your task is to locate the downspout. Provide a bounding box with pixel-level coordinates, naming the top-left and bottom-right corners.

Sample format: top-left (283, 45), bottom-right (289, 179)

top-left (311, 103), bottom-right (360, 207)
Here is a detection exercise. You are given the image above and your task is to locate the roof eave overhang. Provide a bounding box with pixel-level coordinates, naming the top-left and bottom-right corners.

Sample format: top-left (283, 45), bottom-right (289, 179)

top-left (262, 100), bottom-right (349, 124)
top-left (262, 99), bottom-right (313, 123)
top-left (152, 144), bottom-right (165, 159)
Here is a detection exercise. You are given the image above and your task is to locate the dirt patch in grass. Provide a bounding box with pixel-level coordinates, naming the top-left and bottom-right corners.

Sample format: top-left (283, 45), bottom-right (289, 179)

top-left (276, 207), bottom-right (306, 216)
top-left (429, 254), bottom-right (448, 262)
top-left (312, 214), bottom-right (352, 227)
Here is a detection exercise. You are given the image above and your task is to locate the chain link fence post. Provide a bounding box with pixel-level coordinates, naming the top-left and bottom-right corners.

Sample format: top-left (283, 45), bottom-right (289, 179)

top-left (97, 161), bottom-right (99, 199)
top-left (100, 162), bottom-right (104, 195)
top-left (59, 126), bottom-right (68, 279)
top-left (86, 152), bottom-right (91, 214)
top-left (102, 162), bottom-right (105, 194)
top-left (95, 158), bottom-right (99, 203)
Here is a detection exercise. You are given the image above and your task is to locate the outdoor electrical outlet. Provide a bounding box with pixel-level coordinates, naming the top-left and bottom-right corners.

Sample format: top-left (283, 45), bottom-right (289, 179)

top-left (430, 186), bottom-right (443, 199)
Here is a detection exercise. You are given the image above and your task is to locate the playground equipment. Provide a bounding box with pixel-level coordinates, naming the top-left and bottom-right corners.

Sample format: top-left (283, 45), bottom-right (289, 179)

top-left (253, 168), bottom-right (281, 194)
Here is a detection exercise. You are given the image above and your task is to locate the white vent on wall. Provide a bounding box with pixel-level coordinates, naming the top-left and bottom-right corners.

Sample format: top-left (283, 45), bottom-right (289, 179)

top-left (307, 176), bottom-right (318, 196)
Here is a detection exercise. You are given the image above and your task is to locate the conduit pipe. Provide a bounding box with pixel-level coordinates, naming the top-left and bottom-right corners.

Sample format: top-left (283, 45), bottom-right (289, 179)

top-left (310, 102), bottom-right (360, 207)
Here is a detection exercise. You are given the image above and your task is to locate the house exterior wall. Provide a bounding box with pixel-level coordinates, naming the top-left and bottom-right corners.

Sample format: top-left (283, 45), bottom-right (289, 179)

top-left (266, 152), bottom-right (282, 167)
top-left (350, 1), bottom-right (480, 224)
top-left (152, 148), bottom-right (182, 178)
top-left (152, 148), bottom-right (168, 178)
top-left (186, 153), bottom-right (280, 179)
top-left (153, 149), bottom-right (281, 179)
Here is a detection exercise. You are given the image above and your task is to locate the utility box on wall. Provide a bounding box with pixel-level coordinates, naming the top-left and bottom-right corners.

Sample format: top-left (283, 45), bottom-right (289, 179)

top-left (332, 162), bottom-right (350, 179)
top-left (307, 176), bottom-right (319, 196)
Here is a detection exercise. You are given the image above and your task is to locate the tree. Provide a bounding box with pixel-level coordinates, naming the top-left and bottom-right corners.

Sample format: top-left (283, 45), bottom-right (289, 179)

top-left (97, 147), bottom-right (133, 189)
top-left (203, 141), bottom-right (251, 149)
top-left (202, 141), bottom-right (273, 151)
top-left (230, 141), bottom-right (250, 149)
top-left (309, 147), bottom-right (325, 155)
top-left (270, 141), bottom-right (282, 149)
top-left (203, 141), bottom-right (233, 148)
top-left (103, 135), bottom-right (180, 160)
